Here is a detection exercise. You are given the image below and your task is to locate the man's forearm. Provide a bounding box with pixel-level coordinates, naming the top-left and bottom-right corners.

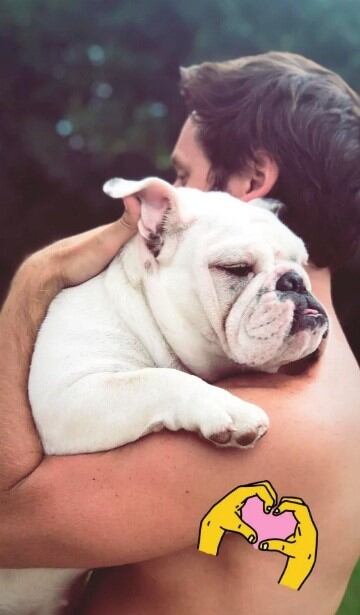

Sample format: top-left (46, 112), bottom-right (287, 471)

top-left (0, 259), bottom-right (61, 488)
top-left (0, 216), bottom-right (139, 490)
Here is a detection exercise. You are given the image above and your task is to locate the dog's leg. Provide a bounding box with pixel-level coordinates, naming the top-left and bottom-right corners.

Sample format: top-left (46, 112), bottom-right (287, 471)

top-left (35, 368), bottom-right (269, 455)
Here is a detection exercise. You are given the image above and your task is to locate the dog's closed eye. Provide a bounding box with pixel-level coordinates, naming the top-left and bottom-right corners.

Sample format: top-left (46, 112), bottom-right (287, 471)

top-left (216, 264), bottom-right (254, 277)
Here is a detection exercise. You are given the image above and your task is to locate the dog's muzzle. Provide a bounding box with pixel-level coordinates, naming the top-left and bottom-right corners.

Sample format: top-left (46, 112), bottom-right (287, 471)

top-left (276, 271), bottom-right (328, 336)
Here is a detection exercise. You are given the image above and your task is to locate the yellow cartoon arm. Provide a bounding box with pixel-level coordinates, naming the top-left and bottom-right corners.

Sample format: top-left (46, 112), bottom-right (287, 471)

top-left (198, 521), bottom-right (225, 556)
top-left (259, 497), bottom-right (318, 590)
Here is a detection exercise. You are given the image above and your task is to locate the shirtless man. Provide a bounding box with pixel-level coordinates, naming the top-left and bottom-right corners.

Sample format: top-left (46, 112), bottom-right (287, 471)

top-left (0, 52), bottom-right (359, 614)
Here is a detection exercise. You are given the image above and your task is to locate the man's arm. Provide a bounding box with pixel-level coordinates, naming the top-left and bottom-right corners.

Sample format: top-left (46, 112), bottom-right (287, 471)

top-left (0, 262), bottom-right (60, 489)
top-left (0, 204), bottom-right (140, 490)
top-left (1, 257), bottom-right (359, 568)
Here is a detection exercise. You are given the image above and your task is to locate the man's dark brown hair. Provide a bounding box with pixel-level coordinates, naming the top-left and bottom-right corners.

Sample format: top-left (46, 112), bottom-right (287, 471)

top-left (180, 51), bottom-right (360, 269)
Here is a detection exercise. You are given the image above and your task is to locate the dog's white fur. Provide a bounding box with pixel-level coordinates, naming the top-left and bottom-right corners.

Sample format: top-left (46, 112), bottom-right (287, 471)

top-left (0, 179), bottom-right (328, 614)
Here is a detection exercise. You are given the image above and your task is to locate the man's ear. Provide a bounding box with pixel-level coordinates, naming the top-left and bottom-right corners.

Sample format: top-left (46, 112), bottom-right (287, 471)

top-left (226, 152), bottom-right (279, 202)
top-left (103, 177), bottom-right (183, 258)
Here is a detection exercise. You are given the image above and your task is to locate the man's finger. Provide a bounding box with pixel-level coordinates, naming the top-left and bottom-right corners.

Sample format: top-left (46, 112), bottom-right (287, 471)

top-left (259, 539), bottom-right (295, 557)
top-left (82, 217), bottom-right (138, 264)
top-left (123, 195), bottom-right (141, 226)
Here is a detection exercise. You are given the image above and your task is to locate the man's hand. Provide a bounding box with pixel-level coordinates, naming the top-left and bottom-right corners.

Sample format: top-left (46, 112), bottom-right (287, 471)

top-left (0, 200), bottom-right (140, 490)
top-left (20, 195), bottom-right (140, 289)
top-left (198, 480), bottom-right (277, 555)
top-left (259, 497), bottom-right (318, 590)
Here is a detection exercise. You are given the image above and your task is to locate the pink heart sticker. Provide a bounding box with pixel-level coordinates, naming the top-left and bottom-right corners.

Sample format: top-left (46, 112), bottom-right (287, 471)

top-left (241, 496), bottom-right (297, 548)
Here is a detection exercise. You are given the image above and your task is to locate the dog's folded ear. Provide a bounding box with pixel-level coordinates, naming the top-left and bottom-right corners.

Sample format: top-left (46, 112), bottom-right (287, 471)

top-left (103, 177), bottom-right (188, 259)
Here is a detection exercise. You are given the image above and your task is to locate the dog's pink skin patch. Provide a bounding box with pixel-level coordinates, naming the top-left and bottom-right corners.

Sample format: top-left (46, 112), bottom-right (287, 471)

top-left (241, 496), bottom-right (297, 548)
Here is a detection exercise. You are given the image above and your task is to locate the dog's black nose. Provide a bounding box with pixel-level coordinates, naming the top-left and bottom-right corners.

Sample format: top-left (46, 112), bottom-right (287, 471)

top-left (276, 271), bottom-right (306, 293)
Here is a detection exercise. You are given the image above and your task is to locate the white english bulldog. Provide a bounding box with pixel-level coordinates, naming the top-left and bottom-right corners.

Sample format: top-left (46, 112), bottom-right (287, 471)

top-left (0, 178), bottom-right (328, 614)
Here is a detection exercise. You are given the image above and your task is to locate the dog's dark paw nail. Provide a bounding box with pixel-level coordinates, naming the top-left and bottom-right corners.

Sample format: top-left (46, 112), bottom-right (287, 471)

top-left (236, 430), bottom-right (258, 446)
top-left (209, 430), bottom-right (232, 444)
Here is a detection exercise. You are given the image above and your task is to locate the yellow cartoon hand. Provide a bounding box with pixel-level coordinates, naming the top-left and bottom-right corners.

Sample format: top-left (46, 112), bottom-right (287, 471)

top-left (259, 497), bottom-right (318, 590)
top-left (198, 480), bottom-right (277, 556)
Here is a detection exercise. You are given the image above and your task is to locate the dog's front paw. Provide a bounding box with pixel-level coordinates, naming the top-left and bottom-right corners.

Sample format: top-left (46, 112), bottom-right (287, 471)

top-left (194, 388), bottom-right (269, 448)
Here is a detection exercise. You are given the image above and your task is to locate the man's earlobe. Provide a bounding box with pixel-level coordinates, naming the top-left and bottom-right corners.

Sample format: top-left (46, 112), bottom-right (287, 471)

top-left (227, 153), bottom-right (279, 202)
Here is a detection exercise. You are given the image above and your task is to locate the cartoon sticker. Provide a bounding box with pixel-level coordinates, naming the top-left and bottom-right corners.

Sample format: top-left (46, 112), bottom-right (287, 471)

top-left (197, 480), bottom-right (318, 590)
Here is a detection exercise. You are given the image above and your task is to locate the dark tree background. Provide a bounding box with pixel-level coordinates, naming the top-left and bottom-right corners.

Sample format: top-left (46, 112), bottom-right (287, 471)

top-left (0, 1), bottom-right (359, 611)
top-left (1, 0), bottom-right (359, 292)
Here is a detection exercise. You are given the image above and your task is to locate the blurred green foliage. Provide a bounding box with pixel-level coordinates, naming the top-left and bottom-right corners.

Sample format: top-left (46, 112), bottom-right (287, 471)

top-left (337, 560), bottom-right (360, 615)
top-left (1, 0), bottom-right (359, 295)
top-left (0, 4), bottom-right (359, 609)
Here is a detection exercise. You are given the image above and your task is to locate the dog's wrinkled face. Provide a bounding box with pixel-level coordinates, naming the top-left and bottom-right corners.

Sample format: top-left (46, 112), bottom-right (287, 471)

top-left (104, 177), bottom-right (329, 377)
top-left (212, 257), bottom-right (328, 371)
